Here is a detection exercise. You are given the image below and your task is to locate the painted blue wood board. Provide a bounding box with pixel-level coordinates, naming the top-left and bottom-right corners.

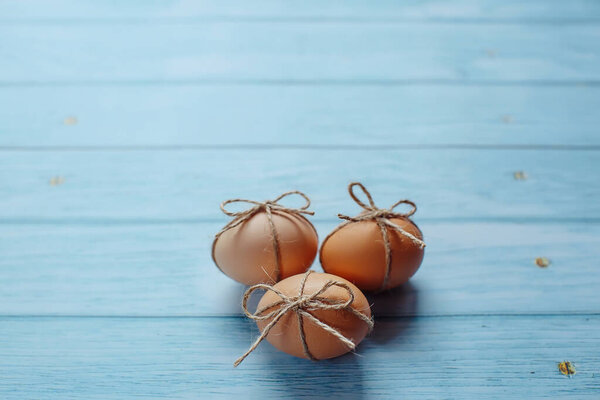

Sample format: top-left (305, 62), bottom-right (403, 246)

top-left (1, 23), bottom-right (599, 83)
top-left (1, 316), bottom-right (598, 399)
top-left (1, 85), bottom-right (599, 147)
top-left (2, 0), bottom-right (600, 21)
top-left (1, 221), bottom-right (598, 317)
top-left (1, 149), bottom-right (598, 220)
top-left (1, 0), bottom-right (600, 397)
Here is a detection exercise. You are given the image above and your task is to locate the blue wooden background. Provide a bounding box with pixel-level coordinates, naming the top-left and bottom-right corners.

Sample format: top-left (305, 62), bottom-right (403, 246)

top-left (1, 1), bottom-right (599, 398)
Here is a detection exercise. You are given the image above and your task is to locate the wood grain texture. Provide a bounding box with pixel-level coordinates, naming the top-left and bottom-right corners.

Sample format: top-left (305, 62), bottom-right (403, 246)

top-left (1, 85), bottom-right (599, 147)
top-left (1, 316), bottom-right (598, 399)
top-left (1, 0), bottom-right (599, 21)
top-left (2, 0), bottom-right (600, 398)
top-left (1, 149), bottom-right (598, 220)
top-left (1, 221), bottom-right (598, 316)
top-left (1, 23), bottom-right (599, 83)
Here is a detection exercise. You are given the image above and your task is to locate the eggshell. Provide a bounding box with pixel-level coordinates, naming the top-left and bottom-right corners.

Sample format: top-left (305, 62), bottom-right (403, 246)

top-left (320, 217), bottom-right (424, 291)
top-left (256, 272), bottom-right (371, 360)
top-left (213, 211), bottom-right (318, 285)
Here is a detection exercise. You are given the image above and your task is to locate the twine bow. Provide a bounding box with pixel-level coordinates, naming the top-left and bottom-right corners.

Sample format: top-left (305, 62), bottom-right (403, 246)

top-left (212, 191), bottom-right (315, 283)
top-left (326, 182), bottom-right (426, 291)
top-left (234, 270), bottom-right (374, 367)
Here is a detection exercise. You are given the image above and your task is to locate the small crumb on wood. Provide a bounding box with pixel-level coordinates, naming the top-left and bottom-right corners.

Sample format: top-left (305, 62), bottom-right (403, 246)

top-left (501, 114), bottom-right (513, 123)
top-left (558, 361), bottom-right (575, 376)
top-left (513, 171), bottom-right (527, 180)
top-left (63, 116), bottom-right (78, 125)
top-left (49, 176), bottom-right (65, 186)
top-left (535, 257), bottom-right (550, 268)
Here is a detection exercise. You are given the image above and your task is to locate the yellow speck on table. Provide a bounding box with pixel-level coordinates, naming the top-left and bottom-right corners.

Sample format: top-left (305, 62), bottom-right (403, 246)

top-left (558, 361), bottom-right (576, 376)
top-left (513, 171), bottom-right (527, 180)
top-left (63, 116), bottom-right (78, 125)
top-left (535, 257), bottom-right (550, 268)
top-left (49, 176), bottom-right (65, 186)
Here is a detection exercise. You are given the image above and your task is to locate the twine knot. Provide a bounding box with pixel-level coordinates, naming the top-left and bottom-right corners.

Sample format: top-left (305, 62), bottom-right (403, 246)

top-left (213, 191), bottom-right (315, 282)
top-left (290, 295), bottom-right (317, 311)
top-left (234, 270), bottom-right (373, 367)
top-left (337, 182), bottom-right (425, 249)
top-left (219, 191), bottom-right (314, 223)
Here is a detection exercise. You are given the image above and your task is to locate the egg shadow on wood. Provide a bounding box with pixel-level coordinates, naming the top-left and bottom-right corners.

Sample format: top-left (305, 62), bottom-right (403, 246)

top-left (264, 351), bottom-right (366, 400)
top-left (213, 317), bottom-right (365, 399)
top-left (367, 281), bottom-right (419, 344)
top-left (219, 282), bottom-right (368, 399)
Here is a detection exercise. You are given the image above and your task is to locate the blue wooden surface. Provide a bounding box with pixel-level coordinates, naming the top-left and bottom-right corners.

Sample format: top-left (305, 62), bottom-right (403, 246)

top-left (2, 0), bottom-right (600, 20)
top-left (1, 86), bottom-right (600, 147)
top-left (1, 316), bottom-right (599, 399)
top-left (1, 221), bottom-right (599, 317)
top-left (2, 150), bottom-right (600, 220)
top-left (1, 1), bottom-right (599, 399)
top-left (2, 22), bottom-right (600, 83)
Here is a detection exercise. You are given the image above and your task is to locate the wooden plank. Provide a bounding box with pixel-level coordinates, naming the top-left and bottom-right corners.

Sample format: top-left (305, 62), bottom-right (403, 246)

top-left (1, 315), bottom-right (598, 399)
top-left (1, 23), bottom-right (599, 83)
top-left (1, 149), bottom-right (598, 220)
top-left (1, 0), bottom-right (599, 21)
top-left (1, 85), bottom-right (599, 147)
top-left (1, 221), bottom-right (598, 316)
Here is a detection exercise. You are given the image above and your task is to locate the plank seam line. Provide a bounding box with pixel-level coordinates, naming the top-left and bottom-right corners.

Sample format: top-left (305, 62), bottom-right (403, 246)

top-left (0, 14), bottom-right (600, 26)
top-left (1, 79), bottom-right (599, 88)
top-left (2, 217), bottom-right (600, 225)
top-left (1, 17), bottom-right (600, 25)
top-left (2, 144), bottom-right (600, 152)
top-left (1, 313), bottom-right (598, 319)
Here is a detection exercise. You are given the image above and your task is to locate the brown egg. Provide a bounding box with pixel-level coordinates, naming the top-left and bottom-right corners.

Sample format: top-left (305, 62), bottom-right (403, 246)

top-left (255, 272), bottom-right (372, 360)
top-left (320, 217), bottom-right (424, 291)
top-left (213, 210), bottom-right (318, 285)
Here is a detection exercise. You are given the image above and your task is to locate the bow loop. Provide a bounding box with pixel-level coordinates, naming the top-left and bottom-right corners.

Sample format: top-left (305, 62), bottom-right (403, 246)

top-left (271, 190), bottom-right (313, 213)
top-left (219, 191), bottom-right (315, 219)
top-left (348, 182), bottom-right (378, 211)
top-left (220, 198), bottom-right (264, 217)
top-left (388, 199), bottom-right (417, 217)
top-left (240, 283), bottom-right (288, 320)
top-left (346, 182), bottom-right (417, 219)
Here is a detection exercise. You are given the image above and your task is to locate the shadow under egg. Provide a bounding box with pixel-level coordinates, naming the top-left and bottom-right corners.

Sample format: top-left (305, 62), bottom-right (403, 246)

top-left (263, 349), bottom-right (366, 400)
top-left (367, 281), bottom-right (419, 344)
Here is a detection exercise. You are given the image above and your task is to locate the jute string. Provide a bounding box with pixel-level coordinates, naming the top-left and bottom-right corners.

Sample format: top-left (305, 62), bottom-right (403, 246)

top-left (322, 182), bottom-right (426, 292)
top-left (212, 191), bottom-right (314, 283)
top-left (234, 270), bottom-right (374, 367)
